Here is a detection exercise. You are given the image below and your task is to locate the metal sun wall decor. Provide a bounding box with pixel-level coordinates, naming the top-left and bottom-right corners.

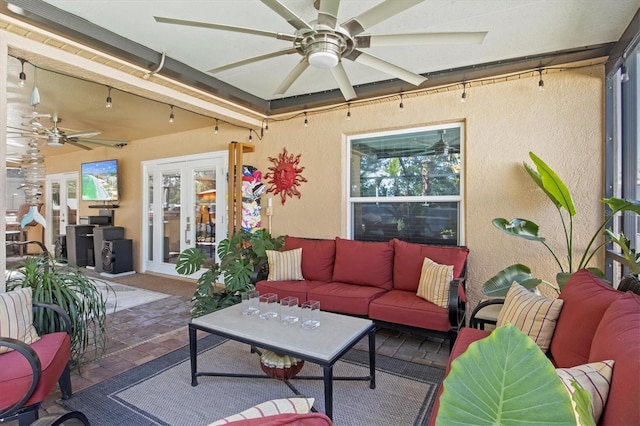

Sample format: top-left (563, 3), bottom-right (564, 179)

top-left (265, 148), bottom-right (307, 205)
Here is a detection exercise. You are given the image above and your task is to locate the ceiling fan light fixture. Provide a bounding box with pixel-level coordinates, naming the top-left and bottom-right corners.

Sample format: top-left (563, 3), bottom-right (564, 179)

top-left (306, 34), bottom-right (345, 69)
top-left (47, 136), bottom-right (64, 147)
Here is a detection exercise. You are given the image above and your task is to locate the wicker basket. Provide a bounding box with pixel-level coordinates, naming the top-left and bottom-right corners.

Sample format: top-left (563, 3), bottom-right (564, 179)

top-left (260, 350), bottom-right (304, 381)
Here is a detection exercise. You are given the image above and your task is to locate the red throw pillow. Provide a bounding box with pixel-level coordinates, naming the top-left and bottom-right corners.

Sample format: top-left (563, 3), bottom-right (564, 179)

top-left (332, 238), bottom-right (393, 289)
top-left (284, 236), bottom-right (335, 282)
top-left (392, 239), bottom-right (469, 292)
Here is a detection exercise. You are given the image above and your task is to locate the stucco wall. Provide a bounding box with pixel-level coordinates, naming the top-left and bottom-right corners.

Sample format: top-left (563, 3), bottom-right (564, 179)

top-left (45, 64), bottom-right (605, 307)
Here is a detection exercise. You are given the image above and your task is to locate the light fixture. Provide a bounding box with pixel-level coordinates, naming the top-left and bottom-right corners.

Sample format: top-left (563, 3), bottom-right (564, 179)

top-left (264, 119), bottom-right (269, 133)
top-left (538, 68), bottom-right (545, 91)
top-left (306, 36), bottom-right (343, 69)
top-left (461, 82), bottom-right (467, 103)
top-left (29, 67), bottom-right (40, 107)
top-left (399, 94), bottom-right (404, 111)
top-left (168, 105), bottom-right (175, 123)
top-left (214, 119), bottom-right (219, 134)
top-left (105, 86), bottom-right (113, 109)
top-left (346, 103), bottom-right (351, 120)
top-left (620, 64), bottom-right (630, 83)
top-left (18, 58), bottom-right (26, 87)
top-left (248, 129), bottom-right (253, 142)
top-left (304, 112), bottom-right (308, 127)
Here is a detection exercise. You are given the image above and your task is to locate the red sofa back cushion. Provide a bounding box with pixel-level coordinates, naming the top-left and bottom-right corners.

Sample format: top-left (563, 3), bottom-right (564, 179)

top-left (332, 238), bottom-right (394, 289)
top-left (588, 292), bottom-right (640, 426)
top-left (392, 239), bottom-right (469, 292)
top-left (284, 236), bottom-right (335, 282)
top-left (549, 269), bottom-right (622, 368)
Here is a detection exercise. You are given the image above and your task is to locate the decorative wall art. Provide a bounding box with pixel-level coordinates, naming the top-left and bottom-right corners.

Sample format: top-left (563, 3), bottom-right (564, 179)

top-left (265, 148), bottom-right (307, 205)
top-left (241, 166), bottom-right (266, 232)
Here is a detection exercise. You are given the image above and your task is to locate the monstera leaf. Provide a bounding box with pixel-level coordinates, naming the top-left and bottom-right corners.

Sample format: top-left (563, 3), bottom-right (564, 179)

top-left (482, 264), bottom-right (541, 297)
top-left (175, 247), bottom-right (207, 275)
top-left (437, 325), bottom-right (579, 426)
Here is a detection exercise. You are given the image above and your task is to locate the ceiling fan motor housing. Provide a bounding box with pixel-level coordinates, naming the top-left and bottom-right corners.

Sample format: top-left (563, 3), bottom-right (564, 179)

top-left (301, 29), bottom-right (350, 69)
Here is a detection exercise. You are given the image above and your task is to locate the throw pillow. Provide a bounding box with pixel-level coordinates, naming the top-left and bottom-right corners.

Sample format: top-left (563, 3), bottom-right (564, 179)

top-left (208, 397), bottom-right (315, 425)
top-left (416, 257), bottom-right (454, 309)
top-left (557, 360), bottom-right (614, 424)
top-left (266, 249), bottom-right (304, 281)
top-left (496, 282), bottom-right (564, 352)
top-left (0, 287), bottom-right (41, 354)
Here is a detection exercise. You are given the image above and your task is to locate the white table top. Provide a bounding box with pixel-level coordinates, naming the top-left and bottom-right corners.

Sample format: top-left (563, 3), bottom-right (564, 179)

top-left (192, 304), bottom-right (373, 362)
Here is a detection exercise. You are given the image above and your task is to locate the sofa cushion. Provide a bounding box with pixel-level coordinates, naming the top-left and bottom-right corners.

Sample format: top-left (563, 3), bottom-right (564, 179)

top-left (588, 292), bottom-right (640, 426)
top-left (218, 413), bottom-right (333, 426)
top-left (496, 282), bottom-right (563, 352)
top-left (255, 280), bottom-right (326, 304)
top-left (392, 239), bottom-right (469, 292)
top-left (368, 290), bottom-right (453, 332)
top-left (266, 249), bottom-right (304, 281)
top-left (0, 287), bottom-right (41, 354)
top-left (550, 269), bottom-right (623, 368)
top-left (556, 360), bottom-right (614, 425)
top-left (284, 236), bottom-right (335, 282)
top-left (332, 238), bottom-right (393, 289)
top-left (307, 282), bottom-right (387, 316)
top-left (208, 397), bottom-right (315, 425)
top-left (416, 257), bottom-right (453, 309)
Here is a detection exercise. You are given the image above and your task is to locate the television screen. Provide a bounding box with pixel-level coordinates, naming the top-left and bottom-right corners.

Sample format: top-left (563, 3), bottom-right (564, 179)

top-left (81, 159), bottom-right (119, 202)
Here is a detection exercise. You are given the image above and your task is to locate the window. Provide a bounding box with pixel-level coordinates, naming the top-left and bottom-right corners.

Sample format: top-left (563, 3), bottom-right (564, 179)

top-left (347, 123), bottom-right (464, 245)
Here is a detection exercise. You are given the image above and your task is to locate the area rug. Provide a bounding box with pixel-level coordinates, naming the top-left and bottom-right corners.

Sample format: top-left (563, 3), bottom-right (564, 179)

top-left (62, 334), bottom-right (444, 426)
top-left (93, 279), bottom-right (170, 314)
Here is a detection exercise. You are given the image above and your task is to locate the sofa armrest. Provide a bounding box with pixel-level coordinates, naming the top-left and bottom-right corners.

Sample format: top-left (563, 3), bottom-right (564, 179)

top-left (0, 337), bottom-right (41, 418)
top-left (448, 276), bottom-right (466, 331)
top-left (469, 299), bottom-right (505, 330)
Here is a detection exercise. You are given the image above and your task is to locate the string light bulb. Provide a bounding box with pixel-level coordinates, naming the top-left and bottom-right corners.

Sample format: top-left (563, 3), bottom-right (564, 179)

top-left (18, 58), bottom-right (26, 87)
top-left (105, 86), bottom-right (113, 109)
top-left (399, 94), bottom-right (404, 111)
top-left (168, 105), bottom-right (175, 123)
top-left (538, 68), bottom-right (545, 91)
top-left (264, 119), bottom-right (269, 133)
top-left (461, 82), bottom-right (467, 103)
top-left (620, 64), bottom-right (630, 83)
top-left (304, 112), bottom-right (308, 127)
top-left (346, 103), bottom-right (351, 120)
top-left (214, 118), bottom-right (219, 134)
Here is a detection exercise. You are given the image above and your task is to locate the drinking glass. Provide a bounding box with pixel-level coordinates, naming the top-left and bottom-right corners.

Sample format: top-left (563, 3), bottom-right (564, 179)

top-left (279, 296), bottom-right (299, 325)
top-left (258, 293), bottom-right (278, 320)
top-left (300, 300), bottom-right (320, 329)
top-left (241, 290), bottom-right (260, 316)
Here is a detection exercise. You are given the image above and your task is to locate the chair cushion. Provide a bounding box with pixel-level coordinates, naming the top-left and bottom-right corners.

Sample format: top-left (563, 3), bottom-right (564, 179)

top-left (588, 292), bottom-right (640, 426)
top-left (284, 236), bottom-right (335, 282)
top-left (550, 269), bottom-right (622, 368)
top-left (266, 249), bottom-right (303, 281)
top-left (496, 282), bottom-right (563, 352)
top-left (217, 413), bottom-right (333, 426)
top-left (332, 238), bottom-right (393, 289)
top-left (368, 290), bottom-right (452, 332)
top-left (392, 239), bottom-right (469, 292)
top-left (208, 398), bottom-right (315, 425)
top-left (307, 282), bottom-right (386, 316)
top-left (416, 257), bottom-right (453, 309)
top-left (556, 360), bottom-right (614, 424)
top-left (0, 288), bottom-right (40, 354)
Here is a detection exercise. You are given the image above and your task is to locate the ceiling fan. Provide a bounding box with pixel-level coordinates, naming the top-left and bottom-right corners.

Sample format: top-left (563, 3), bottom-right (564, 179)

top-left (155, 0), bottom-right (487, 101)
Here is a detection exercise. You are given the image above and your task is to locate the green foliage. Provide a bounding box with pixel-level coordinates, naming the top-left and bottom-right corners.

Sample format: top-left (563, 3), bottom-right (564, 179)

top-left (486, 151), bottom-right (640, 294)
top-left (437, 325), bottom-right (581, 425)
top-left (6, 255), bottom-right (109, 367)
top-left (176, 229), bottom-right (284, 317)
top-left (605, 230), bottom-right (640, 275)
top-left (482, 264), bottom-right (542, 297)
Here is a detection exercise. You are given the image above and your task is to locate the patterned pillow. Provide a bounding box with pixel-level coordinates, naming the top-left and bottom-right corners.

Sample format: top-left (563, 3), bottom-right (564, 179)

top-left (208, 398), bottom-right (315, 425)
top-left (416, 257), bottom-right (454, 308)
top-left (0, 287), bottom-right (41, 354)
top-left (557, 360), bottom-right (614, 424)
top-left (497, 282), bottom-right (564, 352)
top-left (266, 249), bottom-right (304, 281)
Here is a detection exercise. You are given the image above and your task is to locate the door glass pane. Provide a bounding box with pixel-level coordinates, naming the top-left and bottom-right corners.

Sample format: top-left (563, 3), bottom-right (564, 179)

top-left (194, 168), bottom-right (216, 259)
top-left (163, 172), bottom-right (181, 264)
top-left (147, 173), bottom-right (154, 262)
top-left (66, 180), bottom-right (77, 226)
top-left (51, 182), bottom-right (61, 238)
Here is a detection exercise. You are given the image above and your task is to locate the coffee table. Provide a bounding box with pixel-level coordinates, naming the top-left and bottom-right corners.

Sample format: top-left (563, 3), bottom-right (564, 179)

top-left (189, 304), bottom-right (376, 420)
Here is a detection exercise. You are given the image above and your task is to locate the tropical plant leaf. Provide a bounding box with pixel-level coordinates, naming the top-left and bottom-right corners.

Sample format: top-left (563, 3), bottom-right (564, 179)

top-left (601, 197), bottom-right (640, 215)
top-left (482, 264), bottom-right (542, 297)
top-left (492, 218), bottom-right (544, 241)
top-left (175, 247), bottom-right (207, 275)
top-left (523, 161), bottom-right (563, 210)
top-left (571, 381), bottom-right (596, 426)
top-left (528, 151), bottom-right (576, 216)
top-left (437, 324), bottom-right (576, 426)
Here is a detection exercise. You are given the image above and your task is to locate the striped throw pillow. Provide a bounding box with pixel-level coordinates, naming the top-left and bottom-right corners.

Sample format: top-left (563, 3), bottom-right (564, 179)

top-left (208, 397), bottom-right (315, 425)
top-left (497, 282), bottom-right (564, 352)
top-left (267, 249), bottom-right (304, 281)
top-left (557, 360), bottom-right (614, 424)
top-left (416, 257), bottom-right (454, 308)
top-left (0, 287), bottom-right (41, 354)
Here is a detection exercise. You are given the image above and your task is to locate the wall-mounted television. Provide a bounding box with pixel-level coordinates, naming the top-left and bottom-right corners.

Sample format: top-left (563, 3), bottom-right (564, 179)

top-left (81, 159), bottom-right (119, 202)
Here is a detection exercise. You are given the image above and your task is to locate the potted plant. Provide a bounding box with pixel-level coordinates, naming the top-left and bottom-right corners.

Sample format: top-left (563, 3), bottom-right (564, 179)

top-left (484, 152), bottom-right (640, 297)
top-left (5, 251), bottom-right (110, 367)
top-left (605, 230), bottom-right (640, 294)
top-left (176, 229), bottom-right (284, 317)
top-left (439, 228), bottom-right (456, 240)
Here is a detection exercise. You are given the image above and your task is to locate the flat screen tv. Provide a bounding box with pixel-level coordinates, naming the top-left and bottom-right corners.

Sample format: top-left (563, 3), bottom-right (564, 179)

top-left (81, 159), bottom-right (119, 202)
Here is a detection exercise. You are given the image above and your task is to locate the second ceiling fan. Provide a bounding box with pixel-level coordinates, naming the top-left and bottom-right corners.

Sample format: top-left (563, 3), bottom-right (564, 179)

top-left (155, 0), bottom-right (487, 101)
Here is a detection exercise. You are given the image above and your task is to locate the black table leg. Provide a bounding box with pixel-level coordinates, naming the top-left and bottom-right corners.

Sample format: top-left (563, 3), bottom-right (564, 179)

top-left (190, 324), bottom-right (198, 386)
top-left (368, 328), bottom-right (376, 389)
top-left (323, 365), bottom-right (334, 420)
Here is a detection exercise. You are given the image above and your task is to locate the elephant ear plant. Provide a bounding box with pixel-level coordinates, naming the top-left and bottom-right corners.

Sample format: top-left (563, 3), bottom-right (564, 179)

top-left (176, 229), bottom-right (283, 318)
top-left (485, 152), bottom-right (640, 296)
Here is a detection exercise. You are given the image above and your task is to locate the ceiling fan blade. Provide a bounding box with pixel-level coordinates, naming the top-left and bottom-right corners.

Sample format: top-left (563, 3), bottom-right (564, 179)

top-left (330, 63), bottom-right (356, 101)
top-left (346, 50), bottom-right (426, 86)
top-left (274, 59), bottom-right (310, 95)
top-left (317, 0), bottom-right (341, 29)
top-left (66, 130), bottom-right (101, 138)
top-left (75, 137), bottom-right (129, 144)
top-left (208, 48), bottom-right (298, 73)
top-left (154, 16), bottom-right (297, 42)
top-left (259, 0), bottom-right (312, 31)
top-left (342, 0), bottom-right (424, 36)
top-left (356, 31), bottom-right (488, 48)
top-left (64, 139), bottom-right (93, 151)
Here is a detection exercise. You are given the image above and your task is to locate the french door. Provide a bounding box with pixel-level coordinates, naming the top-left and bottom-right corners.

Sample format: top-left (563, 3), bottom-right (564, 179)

top-left (142, 152), bottom-right (227, 276)
top-left (45, 172), bottom-right (78, 253)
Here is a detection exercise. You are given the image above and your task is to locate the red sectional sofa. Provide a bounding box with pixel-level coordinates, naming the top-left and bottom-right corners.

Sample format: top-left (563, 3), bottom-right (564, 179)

top-left (255, 236), bottom-right (470, 346)
top-left (428, 269), bottom-right (640, 426)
